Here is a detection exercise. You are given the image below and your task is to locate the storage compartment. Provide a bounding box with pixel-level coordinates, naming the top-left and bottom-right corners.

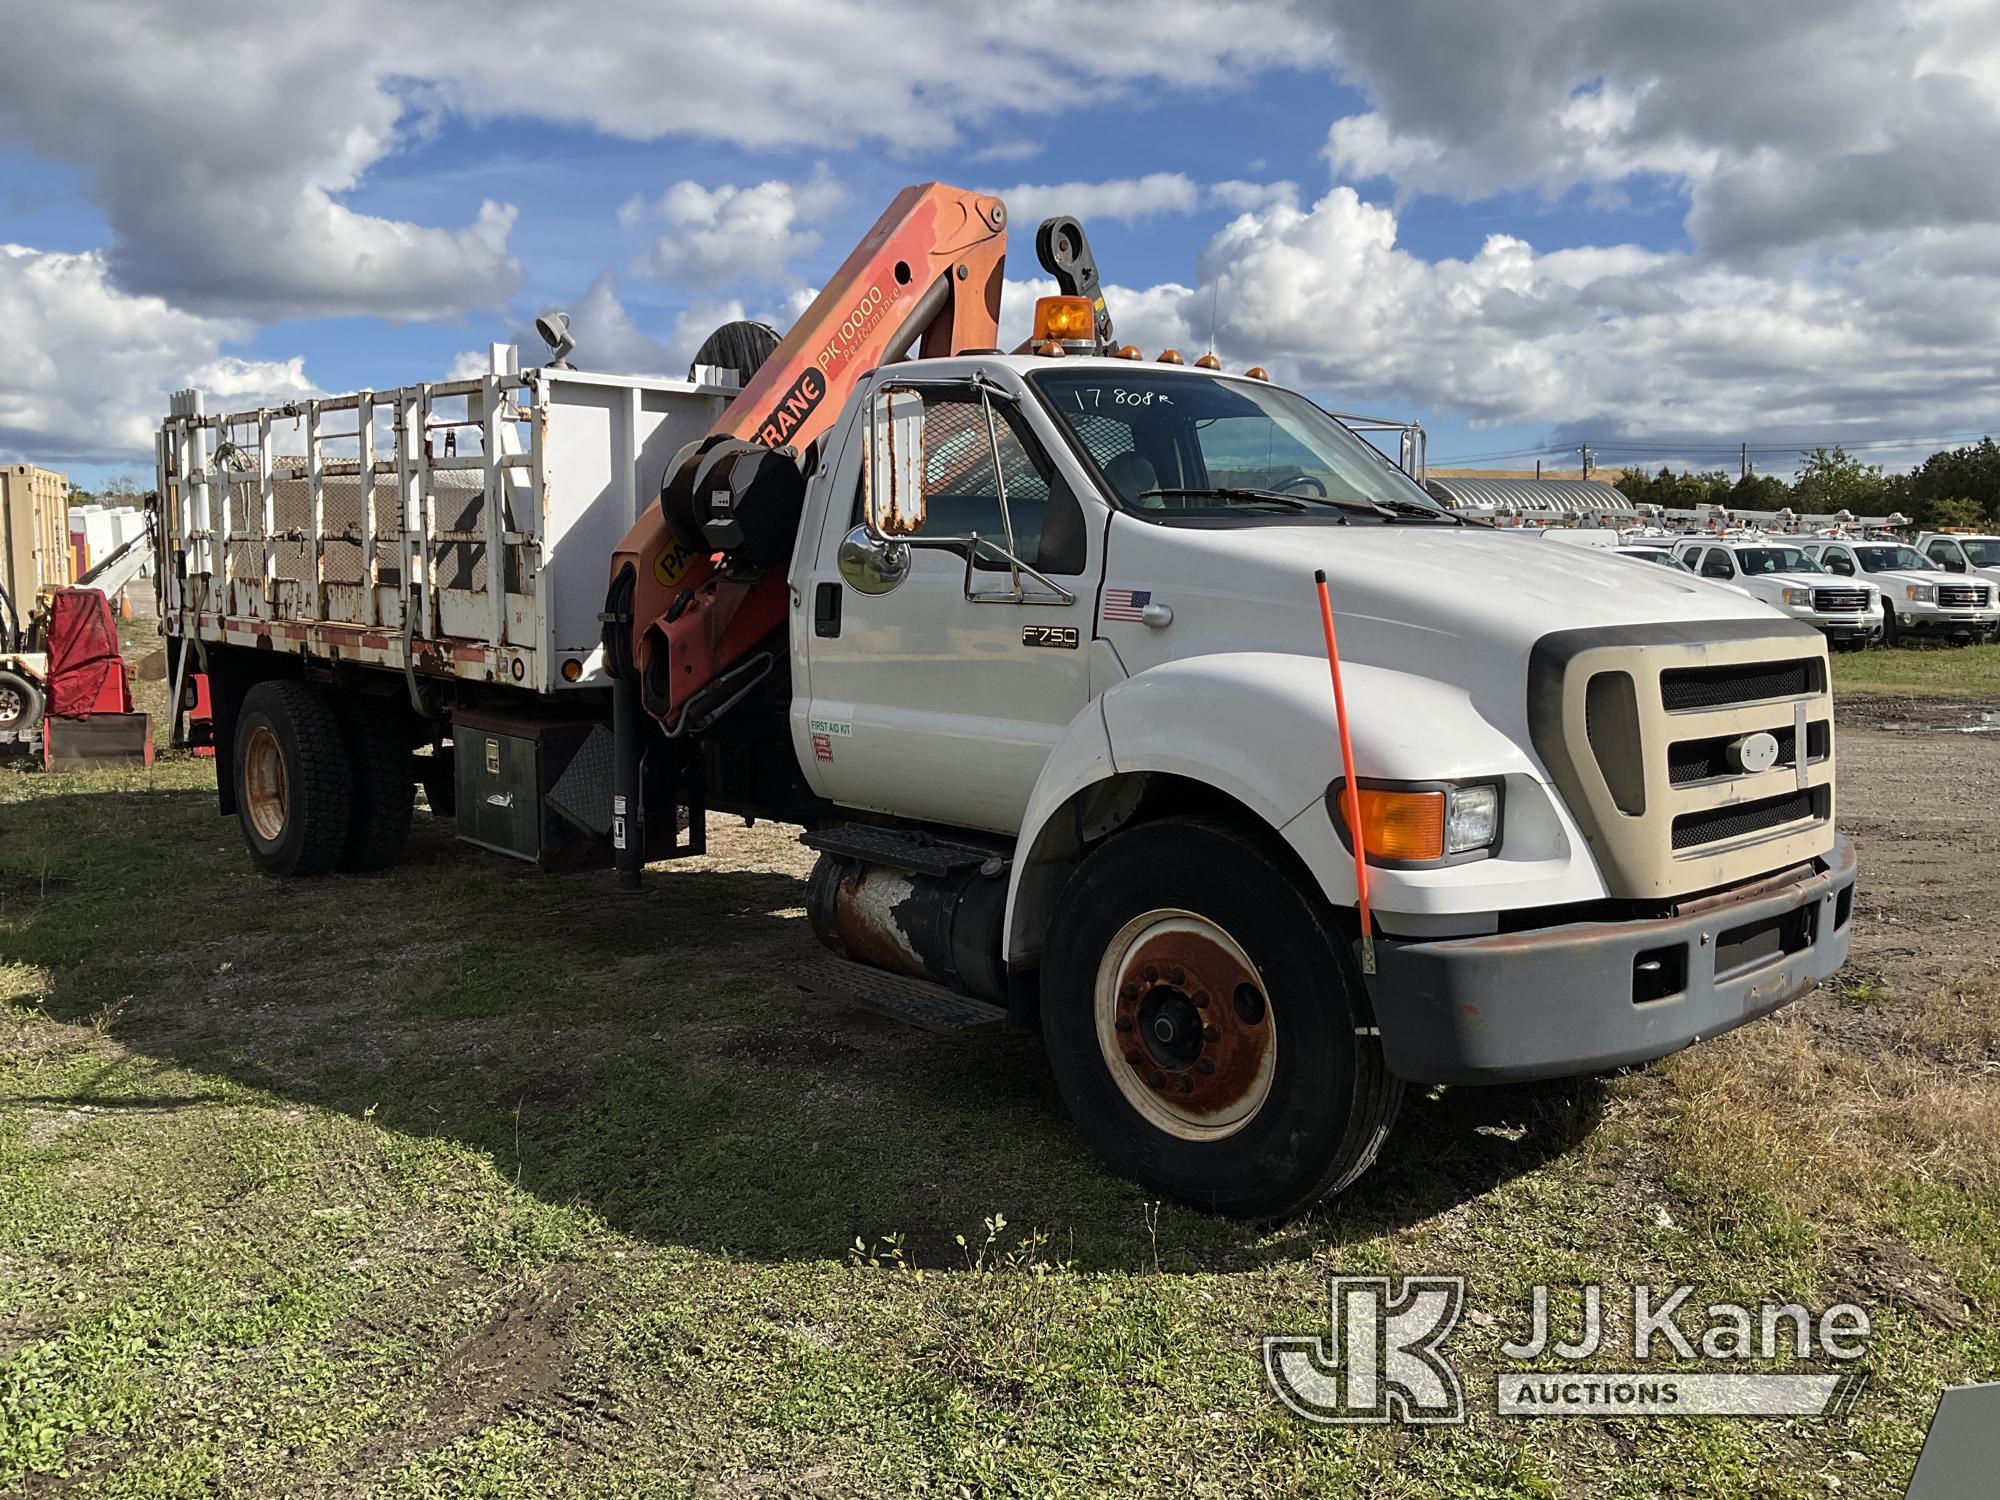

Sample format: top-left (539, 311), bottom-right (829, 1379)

top-left (451, 710), bottom-right (614, 871)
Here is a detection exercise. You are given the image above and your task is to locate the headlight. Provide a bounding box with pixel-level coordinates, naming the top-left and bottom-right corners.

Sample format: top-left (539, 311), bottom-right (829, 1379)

top-left (1781, 587), bottom-right (1812, 608)
top-left (1328, 781), bottom-right (1502, 862)
top-left (1907, 583), bottom-right (1936, 603)
top-left (1445, 783), bottom-right (1502, 854)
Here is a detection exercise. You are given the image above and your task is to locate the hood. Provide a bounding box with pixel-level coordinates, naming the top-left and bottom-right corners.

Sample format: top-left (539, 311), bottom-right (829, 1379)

top-left (1148, 522), bottom-right (1778, 643)
top-left (1861, 567), bottom-right (1978, 589)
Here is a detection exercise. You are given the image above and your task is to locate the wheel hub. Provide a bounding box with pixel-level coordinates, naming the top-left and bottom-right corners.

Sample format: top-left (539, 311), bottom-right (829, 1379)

top-left (243, 724), bottom-right (289, 843)
top-left (0, 686), bottom-right (21, 725)
top-left (1095, 909), bottom-right (1276, 1140)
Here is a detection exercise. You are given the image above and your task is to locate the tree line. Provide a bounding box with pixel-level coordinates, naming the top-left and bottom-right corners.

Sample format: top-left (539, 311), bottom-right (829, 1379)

top-left (1611, 439), bottom-right (2000, 531)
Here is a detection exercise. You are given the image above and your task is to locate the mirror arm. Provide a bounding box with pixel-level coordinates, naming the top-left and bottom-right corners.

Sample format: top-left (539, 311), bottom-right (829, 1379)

top-left (979, 390), bottom-right (1024, 598)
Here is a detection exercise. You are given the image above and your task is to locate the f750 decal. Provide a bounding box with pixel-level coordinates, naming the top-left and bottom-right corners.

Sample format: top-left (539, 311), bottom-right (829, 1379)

top-left (1023, 624), bottom-right (1080, 650)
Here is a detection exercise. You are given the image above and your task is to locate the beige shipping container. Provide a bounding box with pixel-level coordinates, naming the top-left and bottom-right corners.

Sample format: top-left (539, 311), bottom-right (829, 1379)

top-left (0, 462), bottom-right (73, 606)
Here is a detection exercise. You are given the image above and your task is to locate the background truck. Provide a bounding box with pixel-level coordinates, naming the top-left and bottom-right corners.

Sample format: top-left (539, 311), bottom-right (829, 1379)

top-left (1667, 536), bottom-right (1884, 648)
top-left (154, 183), bottom-right (1856, 1217)
top-left (1914, 531), bottom-right (2000, 597)
top-left (1801, 538), bottom-right (1999, 644)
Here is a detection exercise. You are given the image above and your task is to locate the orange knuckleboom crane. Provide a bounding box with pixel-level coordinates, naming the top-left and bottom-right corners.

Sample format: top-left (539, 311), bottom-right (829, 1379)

top-left (604, 183), bottom-right (1009, 742)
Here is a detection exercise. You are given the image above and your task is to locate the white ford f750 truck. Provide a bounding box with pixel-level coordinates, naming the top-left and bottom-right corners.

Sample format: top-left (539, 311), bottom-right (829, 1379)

top-left (154, 185), bottom-right (1855, 1216)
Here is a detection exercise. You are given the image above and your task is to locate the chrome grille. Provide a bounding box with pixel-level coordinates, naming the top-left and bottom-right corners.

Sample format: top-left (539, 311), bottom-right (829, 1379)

top-left (1811, 587), bottom-right (1869, 613)
top-left (1938, 584), bottom-right (1989, 609)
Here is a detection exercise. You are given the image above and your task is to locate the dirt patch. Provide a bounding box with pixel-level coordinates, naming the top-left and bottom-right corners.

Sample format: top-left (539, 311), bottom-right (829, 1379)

top-left (1824, 1237), bottom-right (1973, 1330)
top-left (337, 1271), bottom-right (578, 1483)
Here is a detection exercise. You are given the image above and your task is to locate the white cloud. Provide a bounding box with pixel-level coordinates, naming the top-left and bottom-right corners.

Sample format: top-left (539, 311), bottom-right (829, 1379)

top-left (0, 244), bottom-right (314, 463)
top-left (1310, 0), bottom-right (1999, 261)
top-left (989, 173), bottom-right (1200, 228)
top-left (628, 166), bottom-right (841, 288)
top-left (1209, 180), bottom-right (1300, 213)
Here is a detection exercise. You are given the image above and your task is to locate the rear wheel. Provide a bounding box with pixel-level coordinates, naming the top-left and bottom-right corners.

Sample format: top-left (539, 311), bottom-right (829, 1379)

top-left (234, 681), bottom-right (352, 876)
top-left (1041, 818), bottom-right (1401, 1218)
top-left (0, 669), bottom-right (43, 738)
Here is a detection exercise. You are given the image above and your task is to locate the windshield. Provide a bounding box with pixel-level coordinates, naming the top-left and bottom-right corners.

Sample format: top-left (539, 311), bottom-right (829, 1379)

top-left (1734, 547), bottom-right (1812, 575)
top-left (1854, 545), bottom-right (1929, 572)
top-left (1028, 370), bottom-right (1448, 520)
top-left (1962, 539), bottom-right (2000, 567)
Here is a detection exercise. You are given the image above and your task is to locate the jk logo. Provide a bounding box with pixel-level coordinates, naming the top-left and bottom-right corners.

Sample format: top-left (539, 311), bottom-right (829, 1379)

top-left (1263, 1275), bottom-right (1467, 1425)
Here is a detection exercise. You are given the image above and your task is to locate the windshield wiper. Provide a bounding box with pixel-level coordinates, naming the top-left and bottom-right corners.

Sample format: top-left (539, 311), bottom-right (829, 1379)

top-left (1137, 485), bottom-right (1373, 514)
top-left (1371, 496), bottom-right (1456, 522)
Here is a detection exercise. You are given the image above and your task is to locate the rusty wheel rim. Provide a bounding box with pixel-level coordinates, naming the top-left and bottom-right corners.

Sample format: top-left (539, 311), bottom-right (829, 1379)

top-left (1094, 908), bottom-right (1276, 1141)
top-left (243, 724), bottom-right (289, 843)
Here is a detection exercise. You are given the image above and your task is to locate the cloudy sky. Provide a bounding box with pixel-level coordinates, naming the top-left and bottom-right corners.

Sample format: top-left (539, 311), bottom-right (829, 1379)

top-left (3, 0), bottom-right (1997, 486)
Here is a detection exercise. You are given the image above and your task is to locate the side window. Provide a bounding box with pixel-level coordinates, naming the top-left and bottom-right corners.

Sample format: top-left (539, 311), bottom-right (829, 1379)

top-left (853, 391), bottom-right (1084, 575)
top-left (1928, 540), bottom-right (1965, 571)
top-left (1825, 549), bottom-right (1855, 576)
top-left (1700, 548), bottom-right (1735, 579)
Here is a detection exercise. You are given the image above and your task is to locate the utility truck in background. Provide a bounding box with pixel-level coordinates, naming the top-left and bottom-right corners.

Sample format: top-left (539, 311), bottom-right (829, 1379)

top-left (154, 183), bottom-right (1856, 1217)
top-left (1666, 536), bottom-right (1884, 649)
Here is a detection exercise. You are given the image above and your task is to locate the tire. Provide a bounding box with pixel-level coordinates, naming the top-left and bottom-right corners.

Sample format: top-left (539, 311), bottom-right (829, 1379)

top-left (1040, 817), bottom-right (1402, 1218)
top-left (334, 695), bottom-right (415, 872)
top-left (0, 669), bottom-right (44, 738)
top-left (233, 681), bottom-right (352, 877)
top-left (688, 320), bottom-right (780, 388)
top-left (1882, 600), bottom-right (1900, 646)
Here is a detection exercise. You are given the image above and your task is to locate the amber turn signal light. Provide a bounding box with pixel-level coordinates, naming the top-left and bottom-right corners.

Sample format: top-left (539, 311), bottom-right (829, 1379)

top-left (1032, 295), bottom-right (1095, 343)
top-left (1352, 787), bottom-right (1446, 862)
top-left (561, 657), bottom-right (584, 682)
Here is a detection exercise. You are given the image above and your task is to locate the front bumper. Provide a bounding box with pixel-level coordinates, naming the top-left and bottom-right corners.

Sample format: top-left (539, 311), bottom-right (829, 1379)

top-left (1802, 614), bottom-right (1879, 641)
top-left (1365, 838), bottom-right (1856, 1085)
top-left (1897, 610), bottom-right (1998, 637)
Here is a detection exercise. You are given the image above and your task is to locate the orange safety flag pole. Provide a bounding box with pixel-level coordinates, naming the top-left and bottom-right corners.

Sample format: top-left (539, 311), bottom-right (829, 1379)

top-left (1314, 569), bottom-right (1375, 975)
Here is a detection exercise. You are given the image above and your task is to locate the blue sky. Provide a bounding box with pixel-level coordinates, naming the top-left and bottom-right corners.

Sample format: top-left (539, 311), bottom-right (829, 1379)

top-left (3, 0), bottom-right (1996, 489)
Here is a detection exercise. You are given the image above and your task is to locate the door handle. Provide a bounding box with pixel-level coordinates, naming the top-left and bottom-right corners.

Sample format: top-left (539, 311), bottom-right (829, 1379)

top-left (814, 581), bottom-right (842, 638)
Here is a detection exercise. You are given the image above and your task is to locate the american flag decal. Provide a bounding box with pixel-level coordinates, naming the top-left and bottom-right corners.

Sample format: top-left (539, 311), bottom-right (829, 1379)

top-left (1104, 587), bottom-right (1152, 622)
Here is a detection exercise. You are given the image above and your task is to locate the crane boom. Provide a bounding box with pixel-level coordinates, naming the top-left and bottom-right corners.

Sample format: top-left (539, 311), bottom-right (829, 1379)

top-left (606, 183), bottom-right (1009, 729)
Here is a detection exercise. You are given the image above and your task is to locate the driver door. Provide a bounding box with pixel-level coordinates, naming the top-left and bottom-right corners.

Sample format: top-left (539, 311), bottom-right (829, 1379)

top-left (796, 381), bottom-right (1099, 834)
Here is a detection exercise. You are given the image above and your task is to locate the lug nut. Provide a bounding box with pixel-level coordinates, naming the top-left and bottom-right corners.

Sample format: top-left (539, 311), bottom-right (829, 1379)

top-left (1141, 965), bottom-right (1159, 984)
top-left (1174, 1078), bottom-right (1194, 1094)
top-left (1119, 981), bottom-right (1139, 1002)
top-left (1202, 1024), bottom-right (1220, 1042)
top-left (1196, 1058), bottom-right (1215, 1075)
top-left (1192, 990), bottom-right (1210, 1008)
top-left (1115, 1016), bottom-right (1136, 1033)
top-left (1125, 1049), bottom-right (1145, 1066)
top-left (1150, 1072), bottom-right (1167, 1090)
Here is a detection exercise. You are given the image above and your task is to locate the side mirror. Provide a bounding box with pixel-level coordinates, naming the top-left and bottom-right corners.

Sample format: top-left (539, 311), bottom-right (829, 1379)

top-left (1946, 557), bottom-right (1968, 572)
top-left (864, 389), bottom-right (927, 537)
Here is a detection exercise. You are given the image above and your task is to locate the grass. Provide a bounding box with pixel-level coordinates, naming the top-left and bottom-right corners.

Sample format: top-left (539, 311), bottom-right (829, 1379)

top-left (0, 658), bottom-right (1994, 1494)
top-left (1831, 641), bottom-right (2000, 698)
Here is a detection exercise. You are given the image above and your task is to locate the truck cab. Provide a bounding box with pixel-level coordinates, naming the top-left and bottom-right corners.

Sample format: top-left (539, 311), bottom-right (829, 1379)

top-left (783, 353), bottom-right (1853, 1210)
top-left (1802, 539), bottom-right (1997, 644)
top-left (1667, 536), bottom-right (1883, 648)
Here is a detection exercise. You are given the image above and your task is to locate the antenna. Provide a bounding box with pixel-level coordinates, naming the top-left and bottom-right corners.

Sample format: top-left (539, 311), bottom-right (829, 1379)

top-left (1208, 281), bottom-right (1219, 357)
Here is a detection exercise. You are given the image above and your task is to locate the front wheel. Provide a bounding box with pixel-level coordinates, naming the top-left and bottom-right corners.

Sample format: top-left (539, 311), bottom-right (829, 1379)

top-left (0, 669), bottom-right (44, 739)
top-left (1041, 818), bottom-right (1401, 1218)
top-left (1882, 601), bottom-right (1900, 646)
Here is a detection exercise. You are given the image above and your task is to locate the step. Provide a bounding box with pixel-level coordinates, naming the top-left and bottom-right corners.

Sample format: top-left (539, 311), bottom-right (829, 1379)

top-left (800, 824), bottom-right (1007, 879)
top-left (805, 955), bottom-right (1005, 1032)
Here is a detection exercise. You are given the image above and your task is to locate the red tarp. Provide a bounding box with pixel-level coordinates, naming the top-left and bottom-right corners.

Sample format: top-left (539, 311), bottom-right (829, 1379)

top-left (44, 588), bottom-right (130, 718)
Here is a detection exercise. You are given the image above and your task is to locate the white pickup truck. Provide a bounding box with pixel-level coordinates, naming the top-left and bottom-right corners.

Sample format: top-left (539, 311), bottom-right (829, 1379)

top-left (153, 192), bottom-right (1856, 1217)
top-left (1802, 539), bottom-right (1999, 644)
top-left (1914, 532), bottom-right (2000, 598)
top-left (1668, 537), bottom-right (1883, 649)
